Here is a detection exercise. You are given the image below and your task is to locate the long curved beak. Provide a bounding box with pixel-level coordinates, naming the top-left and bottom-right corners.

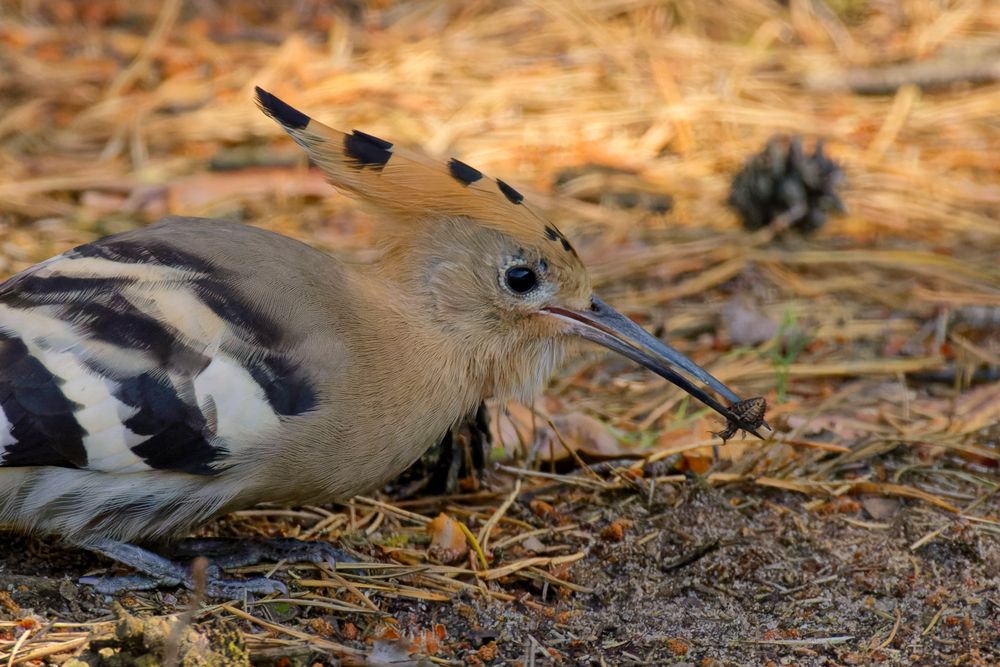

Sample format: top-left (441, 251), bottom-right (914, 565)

top-left (543, 295), bottom-right (765, 438)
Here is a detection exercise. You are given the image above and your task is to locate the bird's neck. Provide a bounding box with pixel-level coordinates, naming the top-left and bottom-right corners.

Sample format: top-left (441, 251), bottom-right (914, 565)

top-left (338, 263), bottom-right (488, 478)
top-left (251, 260), bottom-right (567, 503)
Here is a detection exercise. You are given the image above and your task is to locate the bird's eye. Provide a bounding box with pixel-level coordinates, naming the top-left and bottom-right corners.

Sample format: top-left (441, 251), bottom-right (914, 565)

top-left (504, 266), bottom-right (538, 294)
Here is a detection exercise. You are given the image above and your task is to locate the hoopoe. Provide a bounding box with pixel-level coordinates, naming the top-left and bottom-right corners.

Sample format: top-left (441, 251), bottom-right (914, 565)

top-left (0, 88), bottom-right (765, 595)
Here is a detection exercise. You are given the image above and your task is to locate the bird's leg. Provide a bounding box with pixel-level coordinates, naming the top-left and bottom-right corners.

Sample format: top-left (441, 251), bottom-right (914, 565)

top-left (436, 401), bottom-right (492, 489)
top-left (80, 537), bottom-right (356, 597)
top-left (422, 430), bottom-right (463, 495)
top-left (161, 537), bottom-right (356, 570)
top-left (80, 538), bottom-right (287, 597)
top-left (466, 401), bottom-right (492, 478)
top-left (386, 401), bottom-right (493, 497)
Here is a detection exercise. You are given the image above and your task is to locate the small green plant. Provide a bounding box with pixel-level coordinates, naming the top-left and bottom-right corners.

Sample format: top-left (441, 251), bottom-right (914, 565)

top-left (770, 309), bottom-right (811, 403)
top-left (670, 394), bottom-right (692, 429)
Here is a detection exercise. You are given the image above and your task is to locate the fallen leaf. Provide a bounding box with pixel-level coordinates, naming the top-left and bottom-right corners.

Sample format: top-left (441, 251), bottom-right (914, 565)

top-left (861, 497), bottom-right (900, 521)
top-left (600, 519), bottom-right (630, 542)
top-left (521, 535), bottom-right (546, 553)
top-left (490, 401), bottom-right (636, 463)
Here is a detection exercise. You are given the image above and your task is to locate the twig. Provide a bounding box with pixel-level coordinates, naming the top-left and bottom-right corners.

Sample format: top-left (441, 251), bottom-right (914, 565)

top-left (478, 552), bottom-right (585, 581)
top-left (921, 605), bottom-right (952, 637)
top-left (874, 609), bottom-right (902, 651)
top-left (4, 627), bottom-right (31, 667)
top-left (477, 478), bottom-right (522, 552)
top-left (496, 465), bottom-right (610, 489)
top-left (2, 637), bottom-right (89, 667)
top-left (163, 556), bottom-right (208, 667)
top-left (736, 635), bottom-right (854, 646)
top-left (218, 604), bottom-right (364, 658)
top-left (315, 565), bottom-right (382, 612)
top-left (455, 520), bottom-right (489, 571)
top-left (909, 526), bottom-right (947, 551)
top-left (353, 496), bottom-right (431, 525)
top-left (661, 539), bottom-right (721, 572)
top-left (806, 54), bottom-right (1000, 94)
top-left (491, 524), bottom-right (581, 551)
top-left (104, 0), bottom-right (182, 98)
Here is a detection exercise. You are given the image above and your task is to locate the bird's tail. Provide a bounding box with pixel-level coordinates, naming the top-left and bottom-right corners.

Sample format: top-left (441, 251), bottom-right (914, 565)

top-left (0, 467), bottom-right (240, 545)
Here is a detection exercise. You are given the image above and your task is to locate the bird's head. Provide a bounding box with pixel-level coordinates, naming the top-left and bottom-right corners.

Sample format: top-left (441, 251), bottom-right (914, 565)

top-left (256, 87), bottom-right (765, 436)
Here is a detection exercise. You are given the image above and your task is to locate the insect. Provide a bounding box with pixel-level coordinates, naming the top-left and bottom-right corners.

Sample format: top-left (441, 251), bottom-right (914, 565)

top-left (713, 396), bottom-right (768, 443)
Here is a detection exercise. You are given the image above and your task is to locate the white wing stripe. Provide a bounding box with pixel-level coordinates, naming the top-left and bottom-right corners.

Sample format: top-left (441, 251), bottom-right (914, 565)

top-left (35, 256), bottom-right (200, 282)
top-left (24, 344), bottom-right (151, 472)
top-left (0, 405), bottom-right (14, 450)
top-left (119, 287), bottom-right (226, 351)
top-left (193, 355), bottom-right (281, 443)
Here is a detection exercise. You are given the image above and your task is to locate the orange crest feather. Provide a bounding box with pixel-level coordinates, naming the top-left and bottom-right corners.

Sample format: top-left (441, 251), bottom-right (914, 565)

top-left (255, 87), bottom-right (577, 255)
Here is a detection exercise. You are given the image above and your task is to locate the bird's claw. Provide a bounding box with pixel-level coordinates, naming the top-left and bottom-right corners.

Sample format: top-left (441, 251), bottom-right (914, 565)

top-left (79, 573), bottom-right (287, 597)
top-left (82, 537), bottom-right (293, 598)
top-left (165, 537), bottom-right (356, 570)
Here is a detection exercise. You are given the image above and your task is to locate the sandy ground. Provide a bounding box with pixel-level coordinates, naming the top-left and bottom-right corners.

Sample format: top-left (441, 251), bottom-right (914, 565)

top-left (2, 470), bottom-right (998, 665)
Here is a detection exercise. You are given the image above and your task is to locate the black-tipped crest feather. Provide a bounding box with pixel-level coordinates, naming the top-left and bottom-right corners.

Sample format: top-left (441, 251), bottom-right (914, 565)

top-left (255, 86), bottom-right (310, 131)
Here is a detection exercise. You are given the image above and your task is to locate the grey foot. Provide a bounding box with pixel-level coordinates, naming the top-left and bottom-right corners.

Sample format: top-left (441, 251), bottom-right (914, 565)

top-left (82, 538), bottom-right (287, 598)
top-left (163, 537), bottom-right (356, 569)
top-left (79, 572), bottom-right (286, 597)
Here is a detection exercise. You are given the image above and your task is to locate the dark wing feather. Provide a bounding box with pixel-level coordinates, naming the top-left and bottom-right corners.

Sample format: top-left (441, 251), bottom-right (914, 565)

top-left (0, 223), bottom-right (317, 475)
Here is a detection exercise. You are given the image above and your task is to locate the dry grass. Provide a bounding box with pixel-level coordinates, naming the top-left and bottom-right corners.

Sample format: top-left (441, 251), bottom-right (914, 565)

top-left (1, 0), bottom-right (999, 664)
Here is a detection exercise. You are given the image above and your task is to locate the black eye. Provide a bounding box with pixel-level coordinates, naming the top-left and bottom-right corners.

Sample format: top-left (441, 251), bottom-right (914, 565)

top-left (504, 266), bottom-right (538, 294)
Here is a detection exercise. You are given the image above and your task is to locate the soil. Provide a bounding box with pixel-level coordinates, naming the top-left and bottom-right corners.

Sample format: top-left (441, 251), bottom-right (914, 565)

top-left (2, 477), bottom-right (997, 666)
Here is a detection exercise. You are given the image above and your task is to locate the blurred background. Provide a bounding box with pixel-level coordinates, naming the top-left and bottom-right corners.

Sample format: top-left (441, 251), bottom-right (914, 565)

top-left (1, 1), bottom-right (999, 663)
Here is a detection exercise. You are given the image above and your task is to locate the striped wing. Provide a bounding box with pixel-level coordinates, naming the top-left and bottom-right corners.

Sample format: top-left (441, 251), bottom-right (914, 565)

top-left (0, 226), bottom-right (316, 475)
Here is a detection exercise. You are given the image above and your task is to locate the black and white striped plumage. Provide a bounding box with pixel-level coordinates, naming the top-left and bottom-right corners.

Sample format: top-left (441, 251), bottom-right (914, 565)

top-left (0, 218), bottom-right (483, 545)
top-left (1, 227), bottom-right (315, 474)
top-left (1, 87), bottom-right (584, 551)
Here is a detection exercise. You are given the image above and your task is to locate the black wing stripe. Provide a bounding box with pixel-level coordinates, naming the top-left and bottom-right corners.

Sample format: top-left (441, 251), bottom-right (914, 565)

top-left (0, 334), bottom-right (86, 468)
top-left (59, 296), bottom-right (181, 363)
top-left (0, 275), bottom-right (137, 309)
top-left (191, 277), bottom-right (283, 348)
top-left (247, 354), bottom-right (318, 416)
top-left (1, 231), bottom-right (320, 476)
top-left (113, 372), bottom-right (222, 474)
top-left (69, 239), bottom-right (216, 274)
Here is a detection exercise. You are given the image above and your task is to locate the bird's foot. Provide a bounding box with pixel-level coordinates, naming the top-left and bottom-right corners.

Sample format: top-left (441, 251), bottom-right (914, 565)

top-left (81, 538), bottom-right (290, 598)
top-left (80, 537), bottom-right (357, 597)
top-left (163, 537), bottom-right (357, 569)
top-left (79, 571), bottom-right (286, 598)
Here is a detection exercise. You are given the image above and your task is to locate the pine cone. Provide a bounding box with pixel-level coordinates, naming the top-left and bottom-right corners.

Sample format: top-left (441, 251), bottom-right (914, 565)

top-left (729, 135), bottom-right (845, 233)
